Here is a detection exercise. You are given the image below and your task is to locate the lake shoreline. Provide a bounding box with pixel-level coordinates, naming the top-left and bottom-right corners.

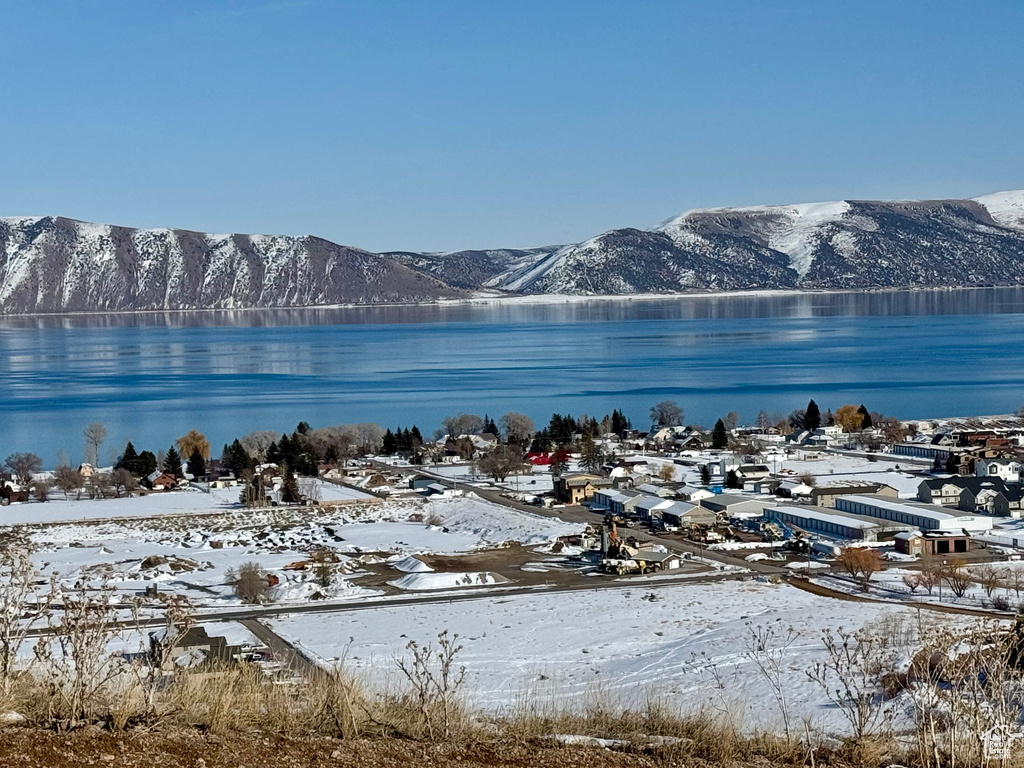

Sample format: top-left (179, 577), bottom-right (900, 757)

top-left (0, 284), bottom-right (1020, 321)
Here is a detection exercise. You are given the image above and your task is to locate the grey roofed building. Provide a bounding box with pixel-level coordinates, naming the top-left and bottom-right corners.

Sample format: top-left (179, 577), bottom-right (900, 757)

top-left (765, 505), bottom-right (915, 541)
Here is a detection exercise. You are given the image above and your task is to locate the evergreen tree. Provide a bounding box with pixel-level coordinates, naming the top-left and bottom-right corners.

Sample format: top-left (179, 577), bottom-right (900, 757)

top-left (579, 435), bottom-right (603, 473)
top-left (711, 419), bottom-right (729, 449)
top-left (610, 409), bottom-right (631, 434)
top-left (187, 448), bottom-right (207, 478)
top-left (410, 425), bottom-right (423, 444)
top-left (136, 450), bottom-right (158, 477)
top-left (858, 405), bottom-right (873, 429)
top-left (223, 439), bottom-right (251, 475)
top-left (296, 421), bottom-right (311, 435)
top-left (699, 464), bottom-right (712, 485)
top-left (482, 414), bottom-right (499, 437)
top-left (116, 441), bottom-right (140, 475)
top-left (163, 446), bottom-right (184, 478)
top-left (805, 400), bottom-right (821, 432)
top-left (324, 444), bottom-right (339, 464)
top-left (826, 409), bottom-right (835, 427)
top-left (725, 469), bottom-right (742, 489)
top-left (549, 448), bottom-right (571, 476)
top-left (280, 465), bottom-right (301, 504)
top-left (382, 429), bottom-right (397, 455)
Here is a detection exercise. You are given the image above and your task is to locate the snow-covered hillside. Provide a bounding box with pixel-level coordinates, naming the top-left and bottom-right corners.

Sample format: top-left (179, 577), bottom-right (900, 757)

top-left (0, 216), bottom-right (465, 313)
top-left (4, 191), bottom-right (1024, 312)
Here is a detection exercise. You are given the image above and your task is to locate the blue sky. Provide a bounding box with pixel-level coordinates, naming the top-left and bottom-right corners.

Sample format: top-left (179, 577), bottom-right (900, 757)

top-left (1, 1), bottom-right (1021, 251)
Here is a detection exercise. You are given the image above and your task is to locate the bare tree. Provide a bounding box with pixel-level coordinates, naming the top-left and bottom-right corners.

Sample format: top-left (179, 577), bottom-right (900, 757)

top-left (109, 468), bottom-right (138, 498)
top-left (53, 466), bottom-right (85, 500)
top-left (226, 561), bottom-right (273, 604)
top-left (835, 547), bottom-right (882, 589)
top-left (4, 452), bottom-right (42, 485)
top-left (32, 480), bottom-right (49, 502)
top-left (240, 430), bottom-right (279, 461)
top-left (942, 560), bottom-right (971, 599)
top-left (723, 411), bottom-right (740, 431)
top-left (649, 400), bottom-right (683, 428)
top-left (972, 564), bottom-right (1008, 598)
top-left (476, 445), bottom-right (527, 482)
top-left (442, 413), bottom-right (483, 438)
top-left (498, 412), bottom-right (534, 444)
top-left (82, 422), bottom-right (107, 467)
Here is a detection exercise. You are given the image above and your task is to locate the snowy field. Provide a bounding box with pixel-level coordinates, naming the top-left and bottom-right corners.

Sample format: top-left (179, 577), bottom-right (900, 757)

top-left (775, 452), bottom-right (922, 497)
top-left (0, 480), bottom-right (375, 526)
top-left (24, 495), bottom-right (584, 609)
top-left (270, 579), bottom-right (958, 733)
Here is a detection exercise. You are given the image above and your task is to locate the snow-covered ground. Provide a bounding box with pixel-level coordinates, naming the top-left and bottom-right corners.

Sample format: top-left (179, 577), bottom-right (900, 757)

top-left (270, 579), bottom-right (957, 733)
top-left (24, 495), bottom-right (584, 609)
top-left (775, 452), bottom-right (922, 497)
top-left (0, 480), bottom-right (375, 526)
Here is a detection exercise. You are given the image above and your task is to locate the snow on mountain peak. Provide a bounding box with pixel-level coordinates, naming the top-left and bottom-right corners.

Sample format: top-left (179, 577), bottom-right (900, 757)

top-left (658, 199), bottom-right (850, 278)
top-left (973, 190), bottom-right (1024, 231)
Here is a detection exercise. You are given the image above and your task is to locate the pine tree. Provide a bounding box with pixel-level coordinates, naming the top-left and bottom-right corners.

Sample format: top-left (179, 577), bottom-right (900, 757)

top-left (726, 469), bottom-right (741, 489)
top-left (858, 405), bottom-right (873, 429)
top-left (281, 465), bottom-right (301, 504)
top-left (699, 464), bottom-right (712, 485)
top-left (482, 414), bottom-right (499, 437)
top-left (711, 419), bottom-right (729, 449)
top-left (410, 425), bottom-right (423, 444)
top-left (137, 450), bottom-right (158, 477)
top-left (187, 448), bottom-right (207, 478)
top-left (382, 429), bottom-right (397, 455)
top-left (805, 400), bottom-right (821, 432)
top-left (116, 441), bottom-right (140, 475)
top-left (163, 446), bottom-right (184, 478)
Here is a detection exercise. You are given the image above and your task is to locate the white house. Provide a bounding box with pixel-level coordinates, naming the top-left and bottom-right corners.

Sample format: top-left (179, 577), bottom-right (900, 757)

top-left (976, 459), bottom-right (1022, 483)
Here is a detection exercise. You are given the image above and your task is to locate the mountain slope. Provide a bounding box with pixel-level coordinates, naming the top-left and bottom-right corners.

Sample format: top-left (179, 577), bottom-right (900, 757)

top-left (3, 191), bottom-right (1024, 313)
top-left (391, 192), bottom-right (1024, 296)
top-left (0, 217), bottom-right (466, 313)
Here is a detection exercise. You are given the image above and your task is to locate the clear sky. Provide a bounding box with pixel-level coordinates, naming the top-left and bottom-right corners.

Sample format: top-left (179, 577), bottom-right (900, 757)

top-left (1, 1), bottom-right (1021, 252)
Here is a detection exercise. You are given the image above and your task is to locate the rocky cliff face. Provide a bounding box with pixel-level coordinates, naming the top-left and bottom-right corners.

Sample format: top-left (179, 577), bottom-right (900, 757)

top-left (4, 191), bottom-right (1024, 313)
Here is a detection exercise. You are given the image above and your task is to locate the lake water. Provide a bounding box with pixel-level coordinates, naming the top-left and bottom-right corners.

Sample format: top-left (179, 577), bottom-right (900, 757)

top-left (3, 288), bottom-right (1024, 466)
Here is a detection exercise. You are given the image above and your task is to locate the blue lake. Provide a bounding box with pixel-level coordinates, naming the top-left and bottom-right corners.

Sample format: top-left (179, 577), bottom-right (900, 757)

top-left (2, 288), bottom-right (1024, 466)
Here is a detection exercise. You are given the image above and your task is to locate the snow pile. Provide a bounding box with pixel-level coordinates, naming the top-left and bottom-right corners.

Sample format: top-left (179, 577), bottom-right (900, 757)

top-left (387, 571), bottom-right (510, 591)
top-left (392, 555), bottom-right (434, 573)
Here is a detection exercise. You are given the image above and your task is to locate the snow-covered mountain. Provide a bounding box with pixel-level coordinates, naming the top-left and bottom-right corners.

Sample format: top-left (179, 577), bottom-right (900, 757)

top-left (401, 192), bottom-right (1024, 295)
top-left (3, 191), bottom-right (1024, 313)
top-left (0, 216), bottom-right (465, 313)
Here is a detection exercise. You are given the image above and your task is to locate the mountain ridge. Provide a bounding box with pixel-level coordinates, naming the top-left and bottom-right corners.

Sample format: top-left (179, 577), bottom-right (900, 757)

top-left (3, 191), bottom-right (1024, 313)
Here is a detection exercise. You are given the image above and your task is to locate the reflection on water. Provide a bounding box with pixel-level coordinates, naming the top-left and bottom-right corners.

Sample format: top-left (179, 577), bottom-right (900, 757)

top-left (2, 288), bottom-right (1024, 464)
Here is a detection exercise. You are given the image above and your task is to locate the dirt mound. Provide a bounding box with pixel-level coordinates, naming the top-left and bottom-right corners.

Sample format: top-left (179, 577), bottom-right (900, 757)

top-left (0, 731), bottom-right (661, 768)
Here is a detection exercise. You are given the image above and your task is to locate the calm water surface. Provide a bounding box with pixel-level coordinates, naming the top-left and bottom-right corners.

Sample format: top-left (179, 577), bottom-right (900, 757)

top-left (2, 288), bottom-right (1024, 464)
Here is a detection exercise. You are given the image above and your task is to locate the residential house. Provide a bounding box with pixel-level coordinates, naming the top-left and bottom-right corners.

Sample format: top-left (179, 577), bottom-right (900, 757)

top-left (554, 474), bottom-right (612, 504)
top-left (146, 471), bottom-right (178, 491)
top-left (976, 458), bottom-right (1022, 483)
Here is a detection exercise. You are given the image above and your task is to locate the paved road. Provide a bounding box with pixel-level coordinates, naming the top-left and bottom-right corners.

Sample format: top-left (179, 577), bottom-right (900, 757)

top-left (240, 618), bottom-right (319, 677)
